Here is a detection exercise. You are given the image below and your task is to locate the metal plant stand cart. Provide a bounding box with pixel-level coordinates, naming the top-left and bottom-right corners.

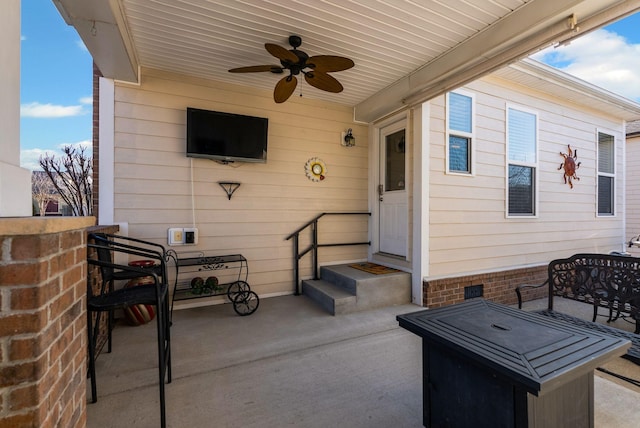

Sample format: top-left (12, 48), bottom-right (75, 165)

top-left (171, 252), bottom-right (259, 317)
top-left (398, 299), bottom-right (630, 428)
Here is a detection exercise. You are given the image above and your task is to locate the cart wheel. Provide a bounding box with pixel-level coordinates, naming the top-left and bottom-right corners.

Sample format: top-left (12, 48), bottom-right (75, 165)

top-left (232, 291), bottom-right (259, 316)
top-left (227, 280), bottom-right (250, 302)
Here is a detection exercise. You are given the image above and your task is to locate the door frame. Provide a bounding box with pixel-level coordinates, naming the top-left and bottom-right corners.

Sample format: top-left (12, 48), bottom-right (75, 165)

top-left (370, 106), bottom-right (430, 307)
top-left (370, 112), bottom-right (410, 267)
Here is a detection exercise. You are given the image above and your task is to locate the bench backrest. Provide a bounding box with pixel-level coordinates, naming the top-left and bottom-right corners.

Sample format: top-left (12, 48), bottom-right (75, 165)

top-left (547, 253), bottom-right (640, 310)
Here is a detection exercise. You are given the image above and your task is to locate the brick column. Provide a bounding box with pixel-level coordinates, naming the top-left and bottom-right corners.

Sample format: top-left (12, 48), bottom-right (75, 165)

top-left (0, 217), bottom-right (95, 428)
top-left (92, 63), bottom-right (103, 223)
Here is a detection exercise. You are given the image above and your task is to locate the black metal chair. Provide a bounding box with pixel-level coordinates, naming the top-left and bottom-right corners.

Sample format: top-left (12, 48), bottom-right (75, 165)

top-left (87, 235), bottom-right (172, 428)
top-left (89, 233), bottom-right (169, 351)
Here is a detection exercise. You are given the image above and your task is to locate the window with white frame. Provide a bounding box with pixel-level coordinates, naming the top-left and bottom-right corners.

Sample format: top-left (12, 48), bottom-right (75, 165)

top-left (446, 91), bottom-right (474, 174)
top-left (507, 106), bottom-right (537, 216)
top-left (597, 131), bottom-right (615, 215)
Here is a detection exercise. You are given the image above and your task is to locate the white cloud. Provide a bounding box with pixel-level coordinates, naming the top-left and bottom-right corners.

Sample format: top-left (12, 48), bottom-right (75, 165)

top-left (59, 140), bottom-right (92, 151)
top-left (21, 140), bottom-right (92, 171)
top-left (20, 148), bottom-right (56, 171)
top-left (21, 102), bottom-right (85, 118)
top-left (532, 29), bottom-right (640, 102)
top-left (79, 96), bottom-right (93, 105)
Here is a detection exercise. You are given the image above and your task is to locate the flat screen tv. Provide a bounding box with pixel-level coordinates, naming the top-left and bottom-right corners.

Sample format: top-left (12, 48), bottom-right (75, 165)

top-left (186, 107), bottom-right (268, 163)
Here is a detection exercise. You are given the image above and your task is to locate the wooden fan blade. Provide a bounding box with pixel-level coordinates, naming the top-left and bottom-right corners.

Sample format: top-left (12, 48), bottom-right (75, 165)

top-left (274, 75), bottom-right (298, 103)
top-left (304, 71), bottom-right (343, 93)
top-left (265, 43), bottom-right (298, 63)
top-left (228, 65), bottom-right (283, 73)
top-left (307, 55), bottom-right (354, 72)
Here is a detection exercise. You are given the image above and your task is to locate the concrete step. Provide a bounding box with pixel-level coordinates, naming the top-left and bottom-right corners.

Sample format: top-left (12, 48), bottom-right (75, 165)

top-left (302, 263), bottom-right (411, 315)
top-left (301, 279), bottom-right (357, 315)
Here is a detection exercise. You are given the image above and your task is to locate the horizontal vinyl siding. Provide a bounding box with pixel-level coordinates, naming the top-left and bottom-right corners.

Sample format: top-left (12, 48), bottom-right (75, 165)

top-left (112, 68), bottom-right (369, 297)
top-left (428, 77), bottom-right (625, 277)
top-left (627, 135), bottom-right (640, 257)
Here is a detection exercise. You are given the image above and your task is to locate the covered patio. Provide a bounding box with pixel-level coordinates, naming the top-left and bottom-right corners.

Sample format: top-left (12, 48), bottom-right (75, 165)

top-left (5, 2), bottom-right (640, 427)
top-left (87, 296), bottom-right (640, 427)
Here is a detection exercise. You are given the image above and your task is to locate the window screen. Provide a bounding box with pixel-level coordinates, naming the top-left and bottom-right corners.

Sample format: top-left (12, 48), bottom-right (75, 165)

top-left (447, 92), bottom-right (473, 173)
top-left (597, 132), bottom-right (615, 215)
top-left (508, 109), bottom-right (536, 164)
top-left (507, 107), bottom-right (537, 216)
top-left (509, 165), bottom-right (534, 214)
top-left (448, 92), bottom-right (472, 133)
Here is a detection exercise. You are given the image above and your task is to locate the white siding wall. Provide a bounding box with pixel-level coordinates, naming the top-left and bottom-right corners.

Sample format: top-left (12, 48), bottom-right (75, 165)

top-left (626, 134), bottom-right (640, 257)
top-left (427, 76), bottom-right (626, 277)
top-left (112, 68), bottom-right (369, 297)
top-left (108, 66), bottom-right (632, 296)
top-left (0, 0), bottom-right (31, 217)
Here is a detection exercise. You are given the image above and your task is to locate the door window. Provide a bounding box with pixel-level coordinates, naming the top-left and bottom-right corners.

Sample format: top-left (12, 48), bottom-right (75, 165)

top-left (385, 130), bottom-right (405, 191)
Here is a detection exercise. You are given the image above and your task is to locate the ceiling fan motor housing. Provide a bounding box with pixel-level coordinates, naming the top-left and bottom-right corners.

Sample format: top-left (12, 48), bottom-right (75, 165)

top-left (288, 35), bottom-right (302, 48)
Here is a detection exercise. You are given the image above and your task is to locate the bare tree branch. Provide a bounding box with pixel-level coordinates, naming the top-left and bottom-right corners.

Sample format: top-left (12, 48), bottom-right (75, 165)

top-left (31, 172), bottom-right (52, 216)
top-left (39, 146), bottom-right (93, 216)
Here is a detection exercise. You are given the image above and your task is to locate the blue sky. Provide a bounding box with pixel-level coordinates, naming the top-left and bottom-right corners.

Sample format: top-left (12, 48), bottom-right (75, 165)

top-left (532, 13), bottom-right (640, 101)
top-left (21, 1), bottom-right (93, 171)
top-left (19, 3), bottom-right (640, 170)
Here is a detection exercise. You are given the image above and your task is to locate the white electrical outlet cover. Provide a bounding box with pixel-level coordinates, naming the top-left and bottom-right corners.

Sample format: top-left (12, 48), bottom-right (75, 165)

top-left (168, 228), bottom-right (185, 245)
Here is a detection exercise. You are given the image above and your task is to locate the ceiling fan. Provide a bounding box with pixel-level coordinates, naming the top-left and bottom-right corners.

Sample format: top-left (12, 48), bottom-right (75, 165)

top-left (228, 35), bottom-right (354, 103)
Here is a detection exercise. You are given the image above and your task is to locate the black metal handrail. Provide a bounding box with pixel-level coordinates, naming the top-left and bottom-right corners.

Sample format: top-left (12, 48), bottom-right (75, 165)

top-left (285, 212), bottom-right (371, 295)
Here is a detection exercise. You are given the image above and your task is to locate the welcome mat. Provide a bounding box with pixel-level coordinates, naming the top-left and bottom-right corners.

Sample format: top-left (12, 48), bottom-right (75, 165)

top-left (349, 262), bottom-right (401, 275)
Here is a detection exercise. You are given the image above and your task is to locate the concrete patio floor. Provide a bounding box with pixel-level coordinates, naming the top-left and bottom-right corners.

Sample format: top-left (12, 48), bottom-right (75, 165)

top-left (87, 296), bottom-right (640, 427)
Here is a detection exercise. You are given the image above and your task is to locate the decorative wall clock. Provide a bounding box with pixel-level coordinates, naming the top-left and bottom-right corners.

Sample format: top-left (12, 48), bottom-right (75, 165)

top-left (305, 157), bottom-right (327, 182)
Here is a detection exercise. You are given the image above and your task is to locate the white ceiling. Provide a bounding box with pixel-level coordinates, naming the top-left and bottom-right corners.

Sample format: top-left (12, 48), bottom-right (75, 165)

top-left (120, 0), bottom-right (532, 106)
top-left (54, 0), bottom-right (640, 121)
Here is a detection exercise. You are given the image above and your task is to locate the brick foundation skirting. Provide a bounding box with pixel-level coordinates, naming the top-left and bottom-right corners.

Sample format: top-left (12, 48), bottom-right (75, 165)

top-left (423, 265), bottom-right (548, 309)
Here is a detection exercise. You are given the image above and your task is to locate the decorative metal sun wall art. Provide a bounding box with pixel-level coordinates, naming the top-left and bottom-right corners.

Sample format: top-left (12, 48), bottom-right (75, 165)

top-left (305, 157), bottom-right (326, 182)
top-left (558, 144), bottom-right (581, 188)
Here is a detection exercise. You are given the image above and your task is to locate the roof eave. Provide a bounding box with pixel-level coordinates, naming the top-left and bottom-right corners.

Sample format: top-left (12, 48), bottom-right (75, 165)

top-left (53, 0), bottom-right (139, 83)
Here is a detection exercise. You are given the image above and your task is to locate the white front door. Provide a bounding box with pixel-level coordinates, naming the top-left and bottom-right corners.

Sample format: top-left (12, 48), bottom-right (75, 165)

top-left (379, 121), bottom-right (407, 257)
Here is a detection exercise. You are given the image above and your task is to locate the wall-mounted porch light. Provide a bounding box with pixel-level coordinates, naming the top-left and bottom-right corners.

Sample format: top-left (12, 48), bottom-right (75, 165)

top-left (341, 128), bottom-right (355, 147)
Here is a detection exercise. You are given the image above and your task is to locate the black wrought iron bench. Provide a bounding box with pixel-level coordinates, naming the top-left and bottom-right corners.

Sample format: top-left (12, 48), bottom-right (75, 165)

top-left (516, 253), bottom-right (640, 364)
